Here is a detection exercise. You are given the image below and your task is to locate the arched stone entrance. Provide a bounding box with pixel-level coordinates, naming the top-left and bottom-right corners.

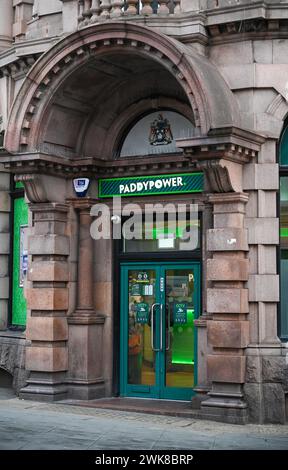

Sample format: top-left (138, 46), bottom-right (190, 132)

top-left (4, 22), bottom-right (240, 155)
top-left (1, 22), bottom-right (269, 423)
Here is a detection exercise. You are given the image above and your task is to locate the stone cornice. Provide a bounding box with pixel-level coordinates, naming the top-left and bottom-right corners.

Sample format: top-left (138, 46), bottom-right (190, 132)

top-left (177, 127), bottom-right (265, 193)
top-left (206, 2), bottom-right (288, 44)
top-left (0, 151), bottom-right (198, 178)
top-left (206, 1), bottom-right (288, 24)
top-left (177, 127), bottom-right (265, 164)
top-left (98, 13), bottom-right (209, 46)
top-left (0, 36), bottom-right (59, 75)
top-left (0, 54), bottom-right (40, 79)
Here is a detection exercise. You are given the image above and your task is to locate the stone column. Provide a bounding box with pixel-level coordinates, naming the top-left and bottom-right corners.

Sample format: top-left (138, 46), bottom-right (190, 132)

top-left (201, 192), bottom-right (250, 424)
top-left (0, 0), bottom-right (13, 50)
top-left (20, 203), bottom-right (69, 401)
top-left (67, 198), bottom-right (105, 400)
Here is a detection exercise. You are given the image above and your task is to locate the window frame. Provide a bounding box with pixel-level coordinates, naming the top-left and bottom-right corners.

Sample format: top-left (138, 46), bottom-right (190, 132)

top-left (278, 123), bottom-right (288, 341)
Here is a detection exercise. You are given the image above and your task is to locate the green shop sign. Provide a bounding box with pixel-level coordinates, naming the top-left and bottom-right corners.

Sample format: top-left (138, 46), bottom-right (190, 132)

top-left (98, 172), bottom-right (204, 198)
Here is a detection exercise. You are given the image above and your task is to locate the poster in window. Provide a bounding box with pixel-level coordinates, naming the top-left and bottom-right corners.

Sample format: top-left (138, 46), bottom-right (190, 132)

top-left (19, 225), bottom-right (28, 288)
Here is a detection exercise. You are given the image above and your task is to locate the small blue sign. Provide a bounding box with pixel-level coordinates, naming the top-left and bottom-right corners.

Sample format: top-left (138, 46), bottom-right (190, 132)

top-left (73, 178), bottom-right (90, 197)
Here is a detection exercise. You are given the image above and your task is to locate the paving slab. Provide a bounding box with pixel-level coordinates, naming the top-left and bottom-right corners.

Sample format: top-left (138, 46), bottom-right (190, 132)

top-left (0, 395), bottom-right (287, 450)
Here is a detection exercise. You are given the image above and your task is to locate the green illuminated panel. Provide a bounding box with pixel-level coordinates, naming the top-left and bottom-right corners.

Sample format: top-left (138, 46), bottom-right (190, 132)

top-left (12, 197), bottom-right (28, 326)
top-left (172, 308), bottom-right (194, 365)
top-left (281, 227), bottom-right (288, 238)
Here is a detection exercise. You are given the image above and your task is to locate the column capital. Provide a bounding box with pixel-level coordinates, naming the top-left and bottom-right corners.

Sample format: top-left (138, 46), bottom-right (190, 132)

top-left (29, 202), bottom-right (70, 213)
top-left (208, 192), bottom-right (249, 205)
top-left (66, 197), bottom-right (99, 212)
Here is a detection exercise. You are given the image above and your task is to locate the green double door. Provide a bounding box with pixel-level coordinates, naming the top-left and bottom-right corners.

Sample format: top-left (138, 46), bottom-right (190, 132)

top-left (120, 262), bottom-right (200, 400)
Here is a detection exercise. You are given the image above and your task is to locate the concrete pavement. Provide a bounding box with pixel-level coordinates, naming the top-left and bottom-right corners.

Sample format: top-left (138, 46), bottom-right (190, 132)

top-left (0, 391), bottom-right (287, 450)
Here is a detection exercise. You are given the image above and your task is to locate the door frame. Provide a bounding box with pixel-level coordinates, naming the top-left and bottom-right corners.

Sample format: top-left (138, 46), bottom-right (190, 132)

top-left (120, 261), bottom-right (201, 401)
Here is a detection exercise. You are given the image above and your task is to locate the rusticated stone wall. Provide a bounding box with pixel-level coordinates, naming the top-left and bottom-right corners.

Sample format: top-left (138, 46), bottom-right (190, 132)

top-left (0, 333), bottom-right (28, 394)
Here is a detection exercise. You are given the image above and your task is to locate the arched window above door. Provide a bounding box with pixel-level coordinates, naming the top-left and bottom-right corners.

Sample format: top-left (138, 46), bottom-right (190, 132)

top-left (119, 111), bottom-right (195, 158)
top-left (280, 125), bottom-right (288, 166)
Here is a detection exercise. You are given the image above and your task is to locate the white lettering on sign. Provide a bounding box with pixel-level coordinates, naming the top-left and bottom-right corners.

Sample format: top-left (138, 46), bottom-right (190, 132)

top-left (118, 177), bottom-right (184, 194)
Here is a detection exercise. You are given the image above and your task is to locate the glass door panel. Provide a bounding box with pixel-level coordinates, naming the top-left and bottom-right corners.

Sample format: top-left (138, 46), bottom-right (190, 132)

top-left (120, 263), bottom-right (200, 400)
top-left (164, 268), bottom-right (196, 391)
top-left (125, 268), bottom-right (160, 395)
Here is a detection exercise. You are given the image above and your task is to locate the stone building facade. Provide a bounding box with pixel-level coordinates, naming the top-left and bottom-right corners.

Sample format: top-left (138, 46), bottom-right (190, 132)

top-left (0, 0), bottom-right (287, 424)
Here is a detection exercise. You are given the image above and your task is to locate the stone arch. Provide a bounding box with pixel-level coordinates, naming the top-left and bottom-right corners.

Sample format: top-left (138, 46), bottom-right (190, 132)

top-left (4, 22), bottom-right (240, 154)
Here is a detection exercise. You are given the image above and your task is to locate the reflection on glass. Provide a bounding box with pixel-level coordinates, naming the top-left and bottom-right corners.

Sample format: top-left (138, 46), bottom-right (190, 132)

top-left (165, 269), bottom-right (195, 388)
top-left (123, 219), bottom-right (200, 253)
top-left (128, 270), bottom-right (156, 386)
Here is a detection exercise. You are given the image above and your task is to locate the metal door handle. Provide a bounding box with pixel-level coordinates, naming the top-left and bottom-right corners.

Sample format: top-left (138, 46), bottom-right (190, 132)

top-left (151, 303), bottom-right (162, 352)
top-left (165, 304), bottom-right (170, 351)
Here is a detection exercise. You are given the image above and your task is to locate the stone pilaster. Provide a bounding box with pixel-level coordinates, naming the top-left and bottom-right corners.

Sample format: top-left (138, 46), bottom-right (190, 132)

top-left (60, 0), bottom-right (79, 33)
top-left (201, 192), bottom-right (250, 424)
top-left (0, 0), bottom-right (13, 50)
top-left (243, 143), bottom-right (285, 424)
top-left (20, 203), bottom-right (69, 401)
top-left (193, 204), bottom-right (213, 403)
top-left (12, 0), bottom-right (34, 41)
top-left (66, 198), bottom-right (105, 400)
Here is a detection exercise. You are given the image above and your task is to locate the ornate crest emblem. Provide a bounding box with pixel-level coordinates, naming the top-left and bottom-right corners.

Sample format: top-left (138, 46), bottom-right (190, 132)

top-left (149, 114), bottom-right (173, 146)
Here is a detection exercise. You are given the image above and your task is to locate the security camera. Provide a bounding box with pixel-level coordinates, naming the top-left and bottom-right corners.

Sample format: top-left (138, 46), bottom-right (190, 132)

top-left (111, 215), bottom-right (121, 224)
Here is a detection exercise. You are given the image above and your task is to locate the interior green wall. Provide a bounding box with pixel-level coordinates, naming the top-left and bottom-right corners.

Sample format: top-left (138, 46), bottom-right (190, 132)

top-left (12, 196), bottom-right (28, 326)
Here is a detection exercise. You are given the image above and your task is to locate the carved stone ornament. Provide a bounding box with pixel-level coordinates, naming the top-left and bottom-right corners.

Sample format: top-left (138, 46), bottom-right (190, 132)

top-left (197, 160), bottom-right (234, 193)
top-left (15, 174), bottom-right (48, 203)
top-left (14, 173), bottom-right (68, 204)
top-left (149, 114), bottom-right (173, 146)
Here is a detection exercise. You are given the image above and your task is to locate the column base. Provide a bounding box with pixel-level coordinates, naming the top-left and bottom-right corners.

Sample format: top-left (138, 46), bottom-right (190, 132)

top-left (19, 372), bottom-right (68, 402)
top-left (68, 309), bottom-right (103, 325)
top-left (191, 385), bottom-right (210, 410)
top-left (201, 384), bottom-right (248, 424)
top-left (67, 379), bottom-right (106, 400)
top-left (201, 402), bottom-right (248, 425)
